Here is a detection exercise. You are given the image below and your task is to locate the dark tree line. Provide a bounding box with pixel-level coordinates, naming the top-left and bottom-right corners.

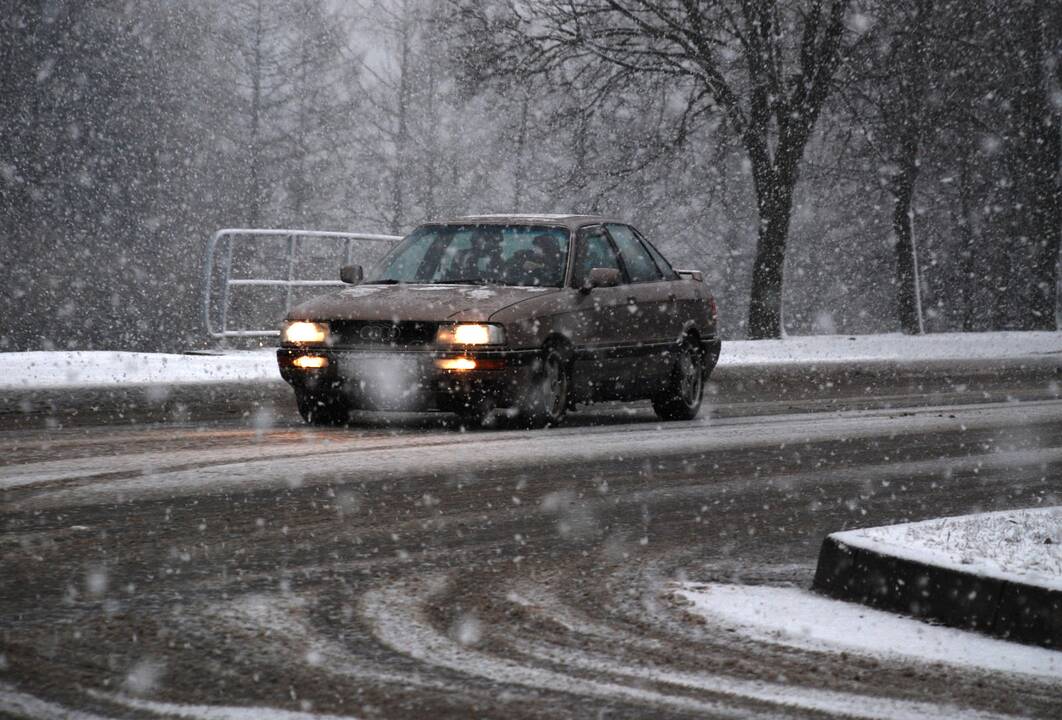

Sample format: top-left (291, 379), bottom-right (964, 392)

top-left (0, 0), bottom-right (1059, 351)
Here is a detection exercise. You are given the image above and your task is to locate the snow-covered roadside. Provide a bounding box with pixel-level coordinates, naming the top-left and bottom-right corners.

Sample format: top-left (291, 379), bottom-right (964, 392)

top-left (719, 330), bottom-right (1062, 366)
top-left (0, 330), bottom-right (1058, 390)
top-left (0, 350), bottom-right (281, 390)
top-left (835, 506), bottom-right (1062, 592)
top-left (670, 582), bottom-right (1062, 679)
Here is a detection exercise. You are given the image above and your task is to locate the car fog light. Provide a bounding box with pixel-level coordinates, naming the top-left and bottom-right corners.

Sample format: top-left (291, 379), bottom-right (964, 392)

top-left (436, 357), bottom-right (477, 371)
top-left (293, 355), bottom-right (328, 369)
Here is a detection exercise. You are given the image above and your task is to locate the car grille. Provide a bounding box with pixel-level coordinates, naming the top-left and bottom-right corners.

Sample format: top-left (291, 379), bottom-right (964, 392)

top-left (330, 320), bottom-right (439, 348)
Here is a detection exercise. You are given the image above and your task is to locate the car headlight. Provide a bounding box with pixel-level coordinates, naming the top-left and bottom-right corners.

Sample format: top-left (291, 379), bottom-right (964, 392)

top-left (282, 320), bottom-right (329, 345)
top-left (436, 323), bottom-right (505, 346)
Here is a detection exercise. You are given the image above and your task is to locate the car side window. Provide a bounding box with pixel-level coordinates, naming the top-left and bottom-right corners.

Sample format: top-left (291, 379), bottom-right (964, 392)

top-left (632, 227), bottom-right (680, 280)
top-left (606, 224), bottom-right (662, 283)
top-left (571, 227), bottom-right (623, 288)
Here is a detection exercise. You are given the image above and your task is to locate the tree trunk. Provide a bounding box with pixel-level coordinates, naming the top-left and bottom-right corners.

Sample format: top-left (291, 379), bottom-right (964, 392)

top-left (747, 179), bottom-right (794, 339)
top-left (891, 154), bottom-right (923, 334)
top-left (513, 91), bottom-right (530, 210)
top-left (1012, 2), bottom-right (1061, 330)
top-left (389, 2), bottom-right (412, 235)
top-left (958, 151), bottom-right (978, 332)
top-left (248, 0), bottom-right (263, 228)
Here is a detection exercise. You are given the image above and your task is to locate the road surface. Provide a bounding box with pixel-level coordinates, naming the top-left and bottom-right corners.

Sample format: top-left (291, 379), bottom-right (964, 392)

top-left (1, 360), bottom-right (1060, 718)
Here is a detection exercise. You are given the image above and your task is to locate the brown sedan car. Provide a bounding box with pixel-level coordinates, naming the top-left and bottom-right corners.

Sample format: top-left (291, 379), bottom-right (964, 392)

top-left (277, 214), bottom-right (720, 427)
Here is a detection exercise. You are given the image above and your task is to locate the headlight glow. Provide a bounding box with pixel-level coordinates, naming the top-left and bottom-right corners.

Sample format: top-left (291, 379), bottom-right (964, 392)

top-left (436, 323), bottom-right (505, 346)
top-left (283, 321), bottom-right (329, 344)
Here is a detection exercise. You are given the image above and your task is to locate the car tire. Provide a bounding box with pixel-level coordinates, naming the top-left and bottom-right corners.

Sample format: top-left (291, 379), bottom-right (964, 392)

top-left (652, 338), bottom-right (704, 421)
top-left (295, 391), bottom-right (351, 426)
top-left (520, 345), bottom-right (570, 429)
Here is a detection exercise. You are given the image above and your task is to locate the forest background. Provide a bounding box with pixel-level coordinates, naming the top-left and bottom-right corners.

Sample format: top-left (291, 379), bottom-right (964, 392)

top-left (1, 0), bottom-right (1058, 350)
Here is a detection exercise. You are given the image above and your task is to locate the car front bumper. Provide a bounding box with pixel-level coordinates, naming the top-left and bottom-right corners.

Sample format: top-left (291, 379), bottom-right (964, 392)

top-left (277, 347), bottom-right (540, 411)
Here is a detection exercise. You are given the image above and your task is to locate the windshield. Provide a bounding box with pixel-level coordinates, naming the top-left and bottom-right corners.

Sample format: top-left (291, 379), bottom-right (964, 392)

top-left (368, 224), bottom-right (571, 287)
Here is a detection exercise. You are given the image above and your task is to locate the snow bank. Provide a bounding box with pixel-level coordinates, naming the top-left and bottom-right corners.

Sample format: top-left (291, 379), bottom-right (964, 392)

top-left (719, 330), bottom-right (1062, 366)
top-left (836, 506), bottom-right (1062, 592)
top-left (0, 351), bottom-right (281, 390)
top-left (671, 582), bottom-right (1062, 679)
top-left (0, 330), bottom-right (1058, 390)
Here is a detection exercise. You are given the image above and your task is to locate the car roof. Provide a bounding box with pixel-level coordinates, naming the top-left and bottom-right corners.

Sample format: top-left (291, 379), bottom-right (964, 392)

top-left (433, 214), bottom-right (628, 231)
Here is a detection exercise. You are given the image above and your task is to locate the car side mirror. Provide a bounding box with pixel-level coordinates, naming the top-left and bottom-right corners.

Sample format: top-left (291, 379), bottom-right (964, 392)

top-left (581, 267), bottom-right (621, 293)
top-left (340, 264), bottom-right (363, 285)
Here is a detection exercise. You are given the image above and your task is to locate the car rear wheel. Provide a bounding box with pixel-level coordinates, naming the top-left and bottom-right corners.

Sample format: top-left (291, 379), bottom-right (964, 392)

top-left (652, 338), bottom-right (704, 421)
top-left (520, 346), bottom-right (569, 428)
top-left (295, 391), bottom-right (352, 426)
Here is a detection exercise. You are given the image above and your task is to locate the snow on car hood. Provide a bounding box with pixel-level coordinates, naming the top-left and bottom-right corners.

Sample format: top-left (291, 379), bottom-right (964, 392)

top-left (287, 283), bottom-right (558, 323)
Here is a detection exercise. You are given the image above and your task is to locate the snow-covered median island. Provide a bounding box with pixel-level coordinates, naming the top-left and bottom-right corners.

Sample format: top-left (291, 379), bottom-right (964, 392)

top-left (0, 330), bottom-right (1059, 390)
top-left (0, 350), bottom-right (282, 390)
top-left (669, 582), bottom-right (1062, 679)
top-left (814, 507), bottom-right (1062, 650)
top-left (839, 506), bottom-right (1061, 592)
top-left (672, 508), bottom-right (1062, 682)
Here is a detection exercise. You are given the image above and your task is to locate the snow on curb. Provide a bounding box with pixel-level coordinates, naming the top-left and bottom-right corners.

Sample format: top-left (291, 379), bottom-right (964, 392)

top-left (812, 507), bottom-right (1062, 650)
top-left (0, 351), bottom-right (282, 390)
top-left (670, 582), bottom-right (1062, 680)
top-left (719, 331), bottom-right (1062, 367)
top-left (0, 330), bottom-right (1059, 391)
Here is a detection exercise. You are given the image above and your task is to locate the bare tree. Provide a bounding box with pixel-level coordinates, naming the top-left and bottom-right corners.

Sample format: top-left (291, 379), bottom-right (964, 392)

top-left (512, 0), bottom-right (856, 338)
top-left (1007, 0), bottom-right (1061, 330)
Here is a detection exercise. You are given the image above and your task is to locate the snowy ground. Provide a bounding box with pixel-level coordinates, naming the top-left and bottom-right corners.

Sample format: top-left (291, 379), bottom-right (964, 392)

top-left (724, 330), bottom-right (1062, 366)
top-left (833, 506), bottom-right (1062, 592)
top-left (0, 330), bottom-right (1059, 390)
top-left (670, 582), bottom-right (1062, 680)
top-left (0, 350), bottom-right (282, 390)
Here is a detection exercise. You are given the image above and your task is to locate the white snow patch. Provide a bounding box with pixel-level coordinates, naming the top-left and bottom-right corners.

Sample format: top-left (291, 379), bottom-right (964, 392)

top-left (836, 506), bottom-right (1062, 591)
top-left (0, 351), bottom-right (281, 390)
top-left (463, 287), bottom-right (496, 299)
top-left (673, 582), bottom-right (1062, 680)
top-left (0, 331), bottom-right (1057, 390)
top-left (124, 657), bottom-right (165, 696)
top-left (91, 691), bottom-right (362, 719)
top-left (338, 286), bottom-right (382, 297)
top-left (719, 331), bottom-right (1062, 366)
top-left (0, 683), bottom-right (108, 719)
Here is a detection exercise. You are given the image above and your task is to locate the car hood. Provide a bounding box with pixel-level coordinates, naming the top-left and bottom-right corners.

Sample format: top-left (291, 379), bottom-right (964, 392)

top-left (287, 283), bottom-right (560, 323)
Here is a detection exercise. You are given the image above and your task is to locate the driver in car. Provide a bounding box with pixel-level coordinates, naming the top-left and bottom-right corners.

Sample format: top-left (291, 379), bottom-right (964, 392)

top-left (507, 233), bottom-right (563, 286)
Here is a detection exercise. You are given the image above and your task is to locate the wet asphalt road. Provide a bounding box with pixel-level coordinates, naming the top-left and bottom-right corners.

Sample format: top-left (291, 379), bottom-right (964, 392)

top-left (1, 359), bottom-right (1061, 719)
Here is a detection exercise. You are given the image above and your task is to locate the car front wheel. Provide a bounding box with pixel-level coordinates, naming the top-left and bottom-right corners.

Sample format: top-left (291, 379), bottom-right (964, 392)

top-left (520, 346), bottom-right (570, 428)
top-left (652, 339), bottom-right (704, 421)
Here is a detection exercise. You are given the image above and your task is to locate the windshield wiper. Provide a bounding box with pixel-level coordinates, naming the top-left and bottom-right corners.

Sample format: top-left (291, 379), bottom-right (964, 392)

top-left (367, 279), bottom-right (403, 284)
top-left (434, 278), bottom-right (492, 285)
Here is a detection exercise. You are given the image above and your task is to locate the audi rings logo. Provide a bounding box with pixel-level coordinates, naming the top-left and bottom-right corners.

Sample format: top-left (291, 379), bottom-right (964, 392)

top-left (359, 324), bottom-right (399, 342)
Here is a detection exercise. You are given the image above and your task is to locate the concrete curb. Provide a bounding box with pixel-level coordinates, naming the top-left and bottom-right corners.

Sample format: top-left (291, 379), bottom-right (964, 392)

top-left (812, 533), bottom-right (1062, 650)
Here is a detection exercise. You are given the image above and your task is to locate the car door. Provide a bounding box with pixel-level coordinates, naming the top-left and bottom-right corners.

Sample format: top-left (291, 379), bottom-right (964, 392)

top-left (568, 224), bottom-right (635, 398)
top-left (634, 224), bottom-right (708, 340)
top-left (604, 223), bottom-right (681, 387)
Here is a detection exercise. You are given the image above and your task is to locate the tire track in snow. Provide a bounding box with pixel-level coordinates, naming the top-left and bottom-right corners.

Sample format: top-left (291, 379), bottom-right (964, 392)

top-left (359, 576), bottom-right (1023, 720)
